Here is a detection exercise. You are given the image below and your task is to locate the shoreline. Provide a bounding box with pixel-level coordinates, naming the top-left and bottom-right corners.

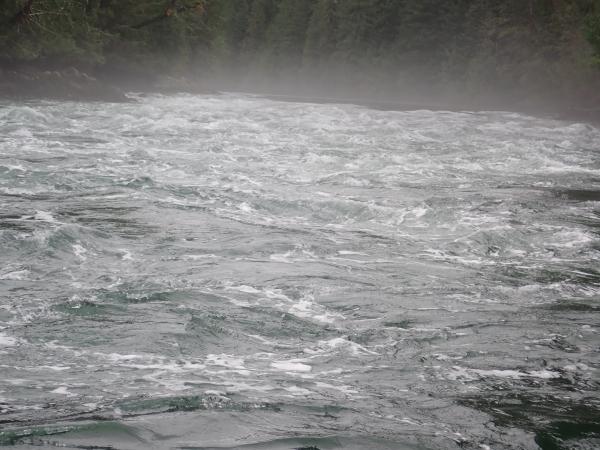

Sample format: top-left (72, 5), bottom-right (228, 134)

top-left (1, 68), bottom-right (599, 127)
top-left (256, 92), bottom-right (600, 127)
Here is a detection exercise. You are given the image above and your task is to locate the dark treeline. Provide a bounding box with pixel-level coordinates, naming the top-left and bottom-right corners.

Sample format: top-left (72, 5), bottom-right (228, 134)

top-left (2, 0), bottom-right (600, 107)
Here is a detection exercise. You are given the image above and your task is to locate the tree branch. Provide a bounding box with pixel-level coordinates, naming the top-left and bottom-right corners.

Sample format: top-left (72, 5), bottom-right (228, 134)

top-left (133, 0), bottom-right (204, 29)
top-left (10, 0), bottom-right (34, 26)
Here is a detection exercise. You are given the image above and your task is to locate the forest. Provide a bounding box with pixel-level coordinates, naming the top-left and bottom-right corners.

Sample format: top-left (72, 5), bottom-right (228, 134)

top-left (2, 0), bottom-right (600, 108)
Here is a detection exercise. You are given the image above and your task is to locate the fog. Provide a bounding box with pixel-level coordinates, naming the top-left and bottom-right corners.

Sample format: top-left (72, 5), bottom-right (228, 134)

top-left (2, 0), bottom-right (600, 121)
top-left (1, 2), bottom-right (600, 449)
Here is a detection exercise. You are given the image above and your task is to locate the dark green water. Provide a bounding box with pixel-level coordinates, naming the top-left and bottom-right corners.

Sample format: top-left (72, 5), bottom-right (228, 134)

top-left (0, 94), bottom-right (599, 449)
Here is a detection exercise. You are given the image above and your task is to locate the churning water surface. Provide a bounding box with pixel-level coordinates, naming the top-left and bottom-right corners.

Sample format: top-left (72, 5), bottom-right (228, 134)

top-left (0, 93), bottom-right (599, 450)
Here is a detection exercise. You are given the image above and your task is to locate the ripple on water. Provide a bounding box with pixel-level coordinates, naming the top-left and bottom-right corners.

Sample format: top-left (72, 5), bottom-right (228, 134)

top-left (0, 94), bottom-right (599, 449)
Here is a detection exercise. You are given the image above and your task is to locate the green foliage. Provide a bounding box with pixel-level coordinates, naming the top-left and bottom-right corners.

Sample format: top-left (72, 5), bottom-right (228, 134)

top-left (586, 11), bottom-right (600, 61)
top-left (303, 0), bottom-right (337, 64)
top-left (0, 0), bottom-right (109, 64)
top-left (243, 0), bottom-right (276, 55)
top-left (0, 0), bottom-right (211, 70)
top-left (0, 0), bottom-right (598, 99)
top-left (263, 0), bottom-right (313, 68)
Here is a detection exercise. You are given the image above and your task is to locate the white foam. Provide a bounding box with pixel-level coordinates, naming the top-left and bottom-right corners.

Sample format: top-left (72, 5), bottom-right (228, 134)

top-left (270, 361), bottom-right (312, 373)
top-left (284, 385), bottom-right (313, 396)
top-left (304, 337), bottom-right (378, 356)
top-left (72, 244), bottom-right (87, 261)
top-left (119, 249), bottom-right (134, 260)
top-left (0, 333), bottom-right (18, 347)
top-left (412, 205), bottom-right (429, 219)
top-left (238, 202), bottom-right (253, 213)
top-left (564, 363), bottom-right (592, 372)
top-left (226, 284), bottom-right (261, 294)
top-left (183, 254), bottom-right (217, 260)
top-left (223, 285), bottom-right (344, 324)
top-left (51, 386), bottom-right (68, 394)
top-left (314, 381), bottom-right (359, 395)
top-left (105, 353), bottom-right (147, 362)
top-left (288, 296), bottom-right (344, 324)
top-left (551, 229), bottom-right (594, 249)
top-left (36, 365), bottom-right (71, 371)
top-left (51, 386), bottom-right (75, 396)
top-left (205, 354), bottom-right (246, 370)
top-left (447, 366), bottom-right (561, 381)
top-left (245, 334), bottom-right (288, 347)
top-left (269, 251), bottom-right (295, 264)
top-left (0, 269), bottom-right (30, 280)
top-left (3, 163), bottom-right (26, 172)
top-left (34, 210), bottom-right (58, 223)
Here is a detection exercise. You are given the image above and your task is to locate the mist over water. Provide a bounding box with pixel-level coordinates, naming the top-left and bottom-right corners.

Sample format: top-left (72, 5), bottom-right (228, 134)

top-left (0, 93), bottom-right (599, 449)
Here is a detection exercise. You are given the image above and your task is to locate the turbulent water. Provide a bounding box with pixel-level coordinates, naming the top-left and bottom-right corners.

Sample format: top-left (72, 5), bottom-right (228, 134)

top-left (0, 94), bottom-right (599, 450)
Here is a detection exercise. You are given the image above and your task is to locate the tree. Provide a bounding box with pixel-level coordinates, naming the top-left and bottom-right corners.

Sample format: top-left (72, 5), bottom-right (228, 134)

top-left (585, 1), bottom-right (600, 63)
top-left (264, 0), bottom-right (314, 69)
top-left (303, 0), bottom-right (337, 65)
top-left (242, 0), bottom-right (276, 56)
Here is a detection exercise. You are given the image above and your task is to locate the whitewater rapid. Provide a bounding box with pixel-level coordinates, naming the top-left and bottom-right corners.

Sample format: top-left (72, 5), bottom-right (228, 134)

top-left (0, 93), bottom-right (599, 449)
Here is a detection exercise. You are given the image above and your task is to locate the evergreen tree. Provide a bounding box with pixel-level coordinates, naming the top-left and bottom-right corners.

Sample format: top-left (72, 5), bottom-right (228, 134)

top-left (264, 0), bottom-right (314, 68)
top-left (0, 0), bottom-right (108, 64)
top-left (303, 0), bottom-right (337, 65)
top-left (242, 0), bottom-right (276, 56)
top-left (0, 0), bottom-right (599, 104)
top-left (585, 0), bottom-right (600, 62)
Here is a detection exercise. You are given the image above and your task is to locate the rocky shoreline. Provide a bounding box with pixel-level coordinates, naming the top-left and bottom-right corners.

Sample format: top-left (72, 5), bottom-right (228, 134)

top-left (1, 67), bottom-right (598, 127)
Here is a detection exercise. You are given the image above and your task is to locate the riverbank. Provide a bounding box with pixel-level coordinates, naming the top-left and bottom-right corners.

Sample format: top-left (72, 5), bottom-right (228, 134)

top-left (256, 92), bottom-right (600, 126)
top-left (1, 67), bottom-right (599, 127)
top-left (0, 66), bottom-right (215, 103)
top-left (0, 67), bottom-right (129, 103)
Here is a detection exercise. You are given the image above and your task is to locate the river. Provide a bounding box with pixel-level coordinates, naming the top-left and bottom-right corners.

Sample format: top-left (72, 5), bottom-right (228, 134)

top-left (0, 93), bottom-right (599, 449)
